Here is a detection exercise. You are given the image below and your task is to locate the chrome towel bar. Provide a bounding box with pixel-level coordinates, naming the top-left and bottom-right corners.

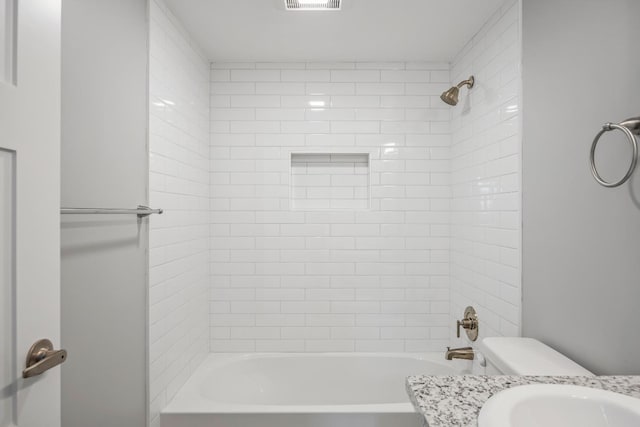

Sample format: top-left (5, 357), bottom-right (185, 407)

top-left (590, 117), bottom-right (640, 188)
top-left (61, 205), bottom-right (163, 218)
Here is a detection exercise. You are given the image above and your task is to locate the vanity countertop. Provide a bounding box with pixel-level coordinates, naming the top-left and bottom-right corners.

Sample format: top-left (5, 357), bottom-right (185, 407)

top-left (406, 375), bottom-right (640, 427)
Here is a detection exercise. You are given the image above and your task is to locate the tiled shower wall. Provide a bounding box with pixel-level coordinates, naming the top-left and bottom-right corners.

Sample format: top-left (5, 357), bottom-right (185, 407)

top-left (150, 0), bottom-right (521, 369)
top-left (148, 1), bottom-right (210, 426)
top-left (449, 0), bottom-right (522, 344)
top-left (209, 62), bottom-right (455, 352)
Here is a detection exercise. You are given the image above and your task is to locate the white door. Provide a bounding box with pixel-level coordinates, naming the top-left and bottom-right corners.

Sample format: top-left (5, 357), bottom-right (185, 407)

top-left (0, 0), bottom-right (62, 426)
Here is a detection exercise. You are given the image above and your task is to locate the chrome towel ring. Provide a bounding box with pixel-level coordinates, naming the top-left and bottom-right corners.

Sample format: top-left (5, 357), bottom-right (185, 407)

top-left (590, 117), bottom-right (640, 188)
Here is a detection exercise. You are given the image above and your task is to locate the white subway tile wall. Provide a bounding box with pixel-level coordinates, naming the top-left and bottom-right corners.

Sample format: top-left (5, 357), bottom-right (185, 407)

top-left (210, 61), bottom-right (454, 353)
top-left (148, 1), bottom-right (210, 426)
top-left (148, 0), bottom-right (522, 417)
top-left (449, 0), bottom-right (522, 345)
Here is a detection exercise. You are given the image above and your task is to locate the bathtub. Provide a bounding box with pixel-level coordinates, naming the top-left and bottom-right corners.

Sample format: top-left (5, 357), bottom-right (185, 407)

top-left (161, 353), bottom-right (470, 427)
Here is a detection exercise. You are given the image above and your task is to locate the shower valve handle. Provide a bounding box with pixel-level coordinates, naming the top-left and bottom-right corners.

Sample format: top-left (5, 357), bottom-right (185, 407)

top-left (455, 306), bottom-right (479, 341)
top-left (456, 318), bottom-right (477, 338)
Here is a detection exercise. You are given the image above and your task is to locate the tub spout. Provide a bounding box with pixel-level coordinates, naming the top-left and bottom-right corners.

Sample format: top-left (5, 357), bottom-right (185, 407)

top-left (445, 346), bottom-right (474, 361)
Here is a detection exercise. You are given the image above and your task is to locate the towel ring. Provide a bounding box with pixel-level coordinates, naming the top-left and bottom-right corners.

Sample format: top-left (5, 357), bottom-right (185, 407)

top-left (590, 119), bottom-right (639, 188)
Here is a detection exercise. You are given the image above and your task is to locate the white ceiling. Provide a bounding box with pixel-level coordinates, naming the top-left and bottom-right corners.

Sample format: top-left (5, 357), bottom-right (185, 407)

top-left (163, 0), bottom-right (506, 62)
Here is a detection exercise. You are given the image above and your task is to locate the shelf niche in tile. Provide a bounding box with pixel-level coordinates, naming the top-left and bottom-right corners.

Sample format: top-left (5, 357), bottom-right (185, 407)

top-left (291, 153), bottom-right (370, 210)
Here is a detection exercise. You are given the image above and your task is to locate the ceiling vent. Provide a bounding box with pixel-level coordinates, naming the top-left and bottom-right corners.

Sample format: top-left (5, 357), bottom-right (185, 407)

top-left (285, 0), bottom-right (341, 11)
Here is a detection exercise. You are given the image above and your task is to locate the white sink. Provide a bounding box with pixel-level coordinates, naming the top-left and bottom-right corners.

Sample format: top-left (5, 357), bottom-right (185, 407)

top-left (478, 384), bottom-right (640, 427)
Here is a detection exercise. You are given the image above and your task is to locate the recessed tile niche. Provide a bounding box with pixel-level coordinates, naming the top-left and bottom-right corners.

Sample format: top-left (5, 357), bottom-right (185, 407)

top-left (291, 153), bottom-right (370, 210)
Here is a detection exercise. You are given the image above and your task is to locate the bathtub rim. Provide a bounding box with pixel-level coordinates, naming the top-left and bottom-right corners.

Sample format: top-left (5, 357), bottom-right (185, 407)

top-left (161, 352), bottom-right (470, 415)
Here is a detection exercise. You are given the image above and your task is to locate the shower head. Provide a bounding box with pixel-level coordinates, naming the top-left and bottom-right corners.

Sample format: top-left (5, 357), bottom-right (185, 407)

top-left (440, 76), bottom-right (475, 106)
top-left (440, 86), bottom-right (460, 106)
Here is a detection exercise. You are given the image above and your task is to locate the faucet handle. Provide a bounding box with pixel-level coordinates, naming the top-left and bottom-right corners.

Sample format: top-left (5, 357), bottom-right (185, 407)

top-left (456, 318), bottom-right (475, 338)
top-left (455, 306), bottom-right (479, 341)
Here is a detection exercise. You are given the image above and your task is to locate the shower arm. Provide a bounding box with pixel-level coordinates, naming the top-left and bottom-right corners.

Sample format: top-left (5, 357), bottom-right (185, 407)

top-left (456, 76), bottom-right (475, 89)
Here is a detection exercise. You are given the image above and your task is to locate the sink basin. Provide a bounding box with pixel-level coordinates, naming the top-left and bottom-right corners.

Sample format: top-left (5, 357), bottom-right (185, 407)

top-left (478, 384), bottom-right (640, 427)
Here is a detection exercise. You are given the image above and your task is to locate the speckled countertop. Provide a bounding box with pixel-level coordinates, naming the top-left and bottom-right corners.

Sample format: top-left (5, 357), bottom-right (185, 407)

top-left (406, 375), bottom-right (640, 427)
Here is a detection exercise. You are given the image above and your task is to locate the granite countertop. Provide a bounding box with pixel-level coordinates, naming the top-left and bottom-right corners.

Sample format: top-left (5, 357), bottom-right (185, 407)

top-left (406, 375), bottom-right (640, 427)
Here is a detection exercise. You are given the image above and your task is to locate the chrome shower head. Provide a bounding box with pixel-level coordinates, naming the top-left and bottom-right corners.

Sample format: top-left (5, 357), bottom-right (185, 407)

top-left (440, 76), bottom-right (475, 106)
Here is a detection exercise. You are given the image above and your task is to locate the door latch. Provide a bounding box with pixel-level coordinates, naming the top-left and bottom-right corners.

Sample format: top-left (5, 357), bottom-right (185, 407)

top-left (22, 339), bottom-right (67, 378)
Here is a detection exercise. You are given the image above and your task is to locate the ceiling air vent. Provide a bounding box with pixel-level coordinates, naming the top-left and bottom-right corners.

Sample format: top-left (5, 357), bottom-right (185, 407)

top-left (285, 0), bottom-right (342, 11)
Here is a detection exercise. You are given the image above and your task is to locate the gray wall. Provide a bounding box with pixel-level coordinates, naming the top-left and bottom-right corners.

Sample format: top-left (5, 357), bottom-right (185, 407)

top-left (61, 0), bottom-right (149, 426)
top-left (522, 0), bottom-right (640, 375)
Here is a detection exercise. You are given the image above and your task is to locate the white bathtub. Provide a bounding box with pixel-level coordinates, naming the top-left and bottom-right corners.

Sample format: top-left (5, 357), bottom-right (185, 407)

top-left (161, 353), bottom-right (470, 427)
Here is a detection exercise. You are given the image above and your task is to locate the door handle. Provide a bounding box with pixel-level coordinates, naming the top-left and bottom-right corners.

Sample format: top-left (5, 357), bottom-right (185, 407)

top-left (22, 339), bottom-right (67, 378)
